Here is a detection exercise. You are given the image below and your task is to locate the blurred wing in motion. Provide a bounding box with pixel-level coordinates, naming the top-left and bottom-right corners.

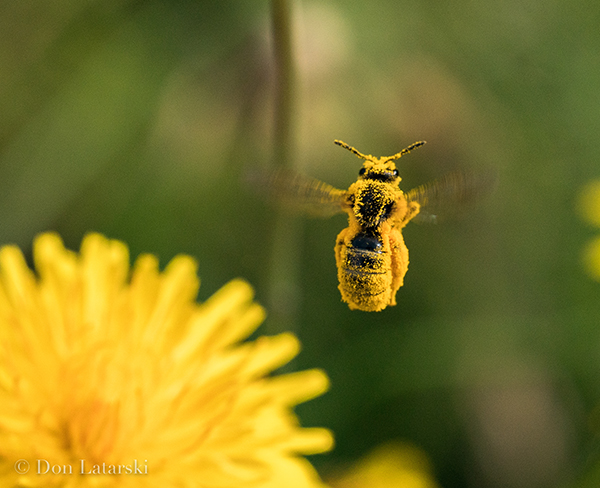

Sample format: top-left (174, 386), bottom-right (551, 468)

top-left (406, 170), bottom-right (497, 224)
top-left (246, 168), bottom-right (348, 217)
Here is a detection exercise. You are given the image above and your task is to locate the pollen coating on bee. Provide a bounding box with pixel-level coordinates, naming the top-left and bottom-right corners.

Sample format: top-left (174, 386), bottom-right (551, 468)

top-left (332, 142), bottom-right (421, 311)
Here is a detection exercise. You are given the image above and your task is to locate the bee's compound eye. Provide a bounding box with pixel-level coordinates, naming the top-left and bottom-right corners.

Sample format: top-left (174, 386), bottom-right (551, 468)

top-left (392, 169), bottom-right (399, 177)
top-left (359, 168), bottom-right (366, 176)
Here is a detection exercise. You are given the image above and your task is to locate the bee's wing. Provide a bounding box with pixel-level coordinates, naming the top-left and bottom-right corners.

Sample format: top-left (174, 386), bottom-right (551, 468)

top-left (247, 168), bottom-right (348, 217)
top-left (406, 170), bottom-right (496, 224)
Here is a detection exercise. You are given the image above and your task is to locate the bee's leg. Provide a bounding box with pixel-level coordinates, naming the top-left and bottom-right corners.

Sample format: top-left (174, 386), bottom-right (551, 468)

top-left (398, 201), bottom-right (421, 227)
top-left (406, 201), bottom-right (421, 222)
top-left (334, 227), bottom-right (353, 307)
top-left (334, 227), bottom-right (349, 272)
top-left (388, 229), bottom-right (409, 306)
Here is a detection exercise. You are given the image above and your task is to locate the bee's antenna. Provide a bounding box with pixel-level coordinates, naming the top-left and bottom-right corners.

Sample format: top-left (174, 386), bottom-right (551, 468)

top-left (334, 140), bottom-right (371, 161)
top-left (386, 141), bottom-right (426, 162)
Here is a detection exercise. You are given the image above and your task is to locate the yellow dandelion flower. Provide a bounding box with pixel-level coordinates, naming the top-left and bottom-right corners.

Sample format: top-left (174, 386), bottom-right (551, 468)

top-left (0, 232), bottom-right (333, 487)
top-left (328, 442), bottom-right (439, 488)
top-left (578, 180), bottom-right (600, 280)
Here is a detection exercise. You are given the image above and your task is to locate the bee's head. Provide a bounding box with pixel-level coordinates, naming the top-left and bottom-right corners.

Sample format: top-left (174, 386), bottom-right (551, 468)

top-left (358, 159), bottom-right (400, 183)
top-left (334, 139), bottom-right (426, 184)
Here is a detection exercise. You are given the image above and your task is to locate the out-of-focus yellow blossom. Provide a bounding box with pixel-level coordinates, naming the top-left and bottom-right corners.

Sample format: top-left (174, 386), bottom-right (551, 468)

top-left (578, 180), bottom-right (600, 280)
top-left (0, 232), bottom-right (333, 488)
top-left (328, 442), bottom-right (439, 488)
top-left (582, 236), bottom-right (600, 281)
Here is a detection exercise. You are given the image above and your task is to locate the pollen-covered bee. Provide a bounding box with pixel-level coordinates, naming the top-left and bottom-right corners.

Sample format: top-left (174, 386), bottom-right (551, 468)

top-left (257, 140), bottom-right (491, 312)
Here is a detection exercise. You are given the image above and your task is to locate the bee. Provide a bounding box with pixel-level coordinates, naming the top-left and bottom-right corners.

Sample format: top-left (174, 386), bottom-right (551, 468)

top-left (257, 140), bottom-right (491, 312)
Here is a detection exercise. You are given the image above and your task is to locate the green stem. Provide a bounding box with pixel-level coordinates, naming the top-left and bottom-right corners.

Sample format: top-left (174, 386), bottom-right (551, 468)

top-left (271, 0), bottom-right (296, 168)
top-left (266, 0), bottom-right (301, 336)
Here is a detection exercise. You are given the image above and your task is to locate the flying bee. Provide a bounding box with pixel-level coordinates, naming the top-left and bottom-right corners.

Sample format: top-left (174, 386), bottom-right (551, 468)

top-left (255, 140), bottom-right (492, 312)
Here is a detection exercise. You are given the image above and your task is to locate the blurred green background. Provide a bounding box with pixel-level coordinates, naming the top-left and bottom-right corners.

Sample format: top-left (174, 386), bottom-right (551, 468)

top-left (2, 1), bottom-right (600, 487)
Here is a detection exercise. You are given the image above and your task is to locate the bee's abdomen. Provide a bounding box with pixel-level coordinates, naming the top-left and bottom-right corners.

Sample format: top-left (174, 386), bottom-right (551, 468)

top-left (345, 233), bottom-right (386, 273)
top-left (338, 232), bottom-right (393, 311)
